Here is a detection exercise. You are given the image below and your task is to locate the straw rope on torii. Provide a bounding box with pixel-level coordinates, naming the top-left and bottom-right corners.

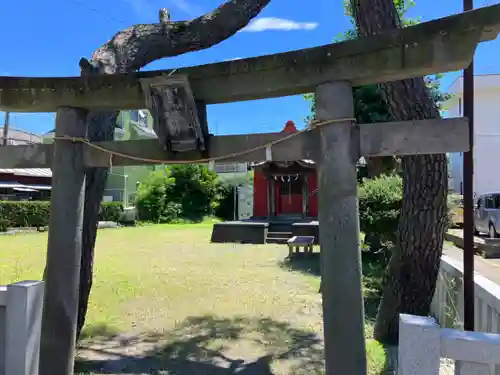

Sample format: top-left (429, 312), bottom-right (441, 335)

top-left (51, 117), bottom-right (355, 165)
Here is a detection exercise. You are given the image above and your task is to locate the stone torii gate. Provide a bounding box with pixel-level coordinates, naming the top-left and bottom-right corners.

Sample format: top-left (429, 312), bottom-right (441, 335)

top-left (1, 5), bottom-right (500, 375)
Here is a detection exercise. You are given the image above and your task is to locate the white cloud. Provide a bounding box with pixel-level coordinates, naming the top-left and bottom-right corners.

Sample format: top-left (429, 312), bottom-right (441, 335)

top-left (224, 57), bottom-right (243, 61)
top-left (242, 17), bottom-right (318, 32)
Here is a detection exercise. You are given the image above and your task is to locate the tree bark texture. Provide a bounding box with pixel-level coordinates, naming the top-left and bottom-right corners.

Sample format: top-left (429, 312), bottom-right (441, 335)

top-left (351, 0), bottom-right (448, 345)
top-left (74, 0), bottom-right (271, 339)
top-left (365, 157), bottom-right (397, 178)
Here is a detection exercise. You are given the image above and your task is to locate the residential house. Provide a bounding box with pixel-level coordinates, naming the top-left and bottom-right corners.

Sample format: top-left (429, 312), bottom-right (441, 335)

top-left (0, 168), bottom-right (52, 201)
top-left (208, 161), bottom-right (253, 220)
top-left (43, 110), bottom-right (162, 206)
top-left (0, 127), bottom-right (52, 200)
top-left (445, 74), bottom-right (500, 197)
top-left (104, 110), bottom-right (160, 206)
top-left (0, 127), bottom-right (43, 145)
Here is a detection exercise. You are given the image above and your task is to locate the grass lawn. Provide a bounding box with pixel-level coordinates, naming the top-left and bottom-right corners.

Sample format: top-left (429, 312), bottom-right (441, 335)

top-left (0, 223), bottom-right (387, 374)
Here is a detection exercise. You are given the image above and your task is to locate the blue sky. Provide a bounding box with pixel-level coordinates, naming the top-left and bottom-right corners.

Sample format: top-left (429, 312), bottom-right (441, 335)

top-left (0, 0), bottom-right (498, 135)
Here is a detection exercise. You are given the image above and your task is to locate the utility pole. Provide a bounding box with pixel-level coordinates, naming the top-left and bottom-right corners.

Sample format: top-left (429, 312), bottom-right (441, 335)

top-left (2, 112), bottom-right (10, 146)
top-left (462, 0), bottom-right (475, 332)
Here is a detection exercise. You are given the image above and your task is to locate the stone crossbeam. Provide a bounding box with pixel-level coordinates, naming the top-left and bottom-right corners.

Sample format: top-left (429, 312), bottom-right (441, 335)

top-left (0, 5), bottom-right (499, 112)
top-left (0, 117), bottom-right (468, 168)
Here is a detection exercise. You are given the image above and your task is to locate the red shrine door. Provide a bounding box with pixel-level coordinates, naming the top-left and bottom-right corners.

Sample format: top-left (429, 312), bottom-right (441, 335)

top-left (276, 175), bottom-right (303, 215)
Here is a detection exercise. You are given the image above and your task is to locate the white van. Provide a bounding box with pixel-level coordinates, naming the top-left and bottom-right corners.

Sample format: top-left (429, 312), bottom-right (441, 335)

top-left (474, 192), bottom-right (500, 238)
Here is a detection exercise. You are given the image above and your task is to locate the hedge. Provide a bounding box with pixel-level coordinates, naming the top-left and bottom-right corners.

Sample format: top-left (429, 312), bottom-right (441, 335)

top-left (0, 201), bottom-right (124, 231)
top-left (358, 174), bottom-right (402, 251)
top-left (99, 202), bottom-right (124, 222)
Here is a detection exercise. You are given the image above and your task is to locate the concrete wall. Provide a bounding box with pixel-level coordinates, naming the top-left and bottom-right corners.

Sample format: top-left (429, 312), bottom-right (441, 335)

top-left (423, 254), bottom-right (500, 374)
top-left (399, 313), bottom-right (500, 375)
top-left (431, 254), bottom-right (500, 335)
top-left (0, 281), bottom-right (44, 375)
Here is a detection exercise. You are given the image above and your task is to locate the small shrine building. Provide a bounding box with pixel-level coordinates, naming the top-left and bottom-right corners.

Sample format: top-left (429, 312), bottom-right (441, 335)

top-left (252, 121), bottom-right (318, 219)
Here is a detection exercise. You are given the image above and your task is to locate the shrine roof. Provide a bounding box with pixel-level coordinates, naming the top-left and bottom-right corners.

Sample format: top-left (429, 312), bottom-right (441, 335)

top-left (250, 160), bottom-right (315, 168)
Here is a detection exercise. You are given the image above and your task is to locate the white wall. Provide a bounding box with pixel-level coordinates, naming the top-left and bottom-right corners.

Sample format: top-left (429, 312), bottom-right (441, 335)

top-left (447, 78), bottom-right (500, 196)
top-left (413, 254), bottom-right (500, 375)
top-left (0, 281), bottom-right (44, 375)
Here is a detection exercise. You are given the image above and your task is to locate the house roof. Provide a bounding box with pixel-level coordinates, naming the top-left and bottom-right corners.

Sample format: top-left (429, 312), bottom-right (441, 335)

top-left (130, 122), bottom-right (157, 138)
top-left (0, 168), bottom-right (52, 178)
top-left (0, 127), bottom-right (42, 144)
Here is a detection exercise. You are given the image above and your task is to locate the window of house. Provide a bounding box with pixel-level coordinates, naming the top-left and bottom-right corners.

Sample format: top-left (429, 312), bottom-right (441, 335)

top-left (130, 110), bottom-right (148, 128)
top-left (214, 163), bottom-right (248, 174)
top-left (130, 110), bottom-right (139, 123)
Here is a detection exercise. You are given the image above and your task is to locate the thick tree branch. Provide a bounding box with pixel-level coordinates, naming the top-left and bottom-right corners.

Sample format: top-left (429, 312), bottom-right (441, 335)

top-left (88, 0), bottom-right (271, 74)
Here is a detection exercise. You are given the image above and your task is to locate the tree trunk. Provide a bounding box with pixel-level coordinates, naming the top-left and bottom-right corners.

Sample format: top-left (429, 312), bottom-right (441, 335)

top-left (365, 156), bottom-right (397, 178)
top-left (76, 112), bottom-right (117, 339)
top-left (351, 0), bottom-right (448, 345)
top-left (72, 0), bottom-right (271, 340)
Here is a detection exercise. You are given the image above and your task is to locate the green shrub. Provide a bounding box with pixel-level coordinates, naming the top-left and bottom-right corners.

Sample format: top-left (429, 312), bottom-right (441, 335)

top-left (447, 193), bottom-right (463, 229)
top-left (136, 165), bottom-right (222, 223)
top-left (0, 217), bottom-right (11, 231)
top-left (161, 202), bottom-right (183, 223)
top-left (0, 201), bottom-right (126, 231)
top-left (214, 183), bottom-right (236, 221)
top-left (0, 201), bottom-right (51, 228)
top-left (100, 202), bottom-right (124, 222)
top-left (136, 171), bottom-right (176, 223)
top-left (167, 164), bottom-right (219, 219)
top-left (358, 174), bottom-right (403, 250)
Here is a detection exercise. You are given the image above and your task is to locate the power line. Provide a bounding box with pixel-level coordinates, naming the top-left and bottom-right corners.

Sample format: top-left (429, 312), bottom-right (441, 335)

top-left (70, 0), bottom-right (129, 25)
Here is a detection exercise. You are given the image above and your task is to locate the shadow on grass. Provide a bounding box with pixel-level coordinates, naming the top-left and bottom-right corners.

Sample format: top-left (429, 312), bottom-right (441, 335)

top-left (279, 251), bottom-right (387, 322)
top-left (75, 315), bottom-right (324, 375)
top-left (279, 250), bottom-right (393, 375)
top-left (79, 323), bottom-right (121, 341)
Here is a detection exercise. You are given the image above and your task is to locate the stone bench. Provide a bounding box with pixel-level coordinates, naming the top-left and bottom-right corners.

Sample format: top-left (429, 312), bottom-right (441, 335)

top-left (287, 236), bottom-right (315, 257)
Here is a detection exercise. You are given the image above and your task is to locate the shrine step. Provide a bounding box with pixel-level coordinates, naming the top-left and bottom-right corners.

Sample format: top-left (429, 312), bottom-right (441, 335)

top-left (268, 223), bottom-right (294, 233)
top-left (266, 231), bottom-right (293, 244)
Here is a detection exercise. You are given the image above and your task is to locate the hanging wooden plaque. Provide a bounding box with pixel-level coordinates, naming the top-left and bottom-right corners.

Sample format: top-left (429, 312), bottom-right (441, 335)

top-left (140, 74), bottom-right (206, 153)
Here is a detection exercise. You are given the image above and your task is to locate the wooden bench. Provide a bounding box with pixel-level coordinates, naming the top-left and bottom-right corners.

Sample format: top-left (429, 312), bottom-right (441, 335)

top-left (286, 236), bottom-right (315, 257)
